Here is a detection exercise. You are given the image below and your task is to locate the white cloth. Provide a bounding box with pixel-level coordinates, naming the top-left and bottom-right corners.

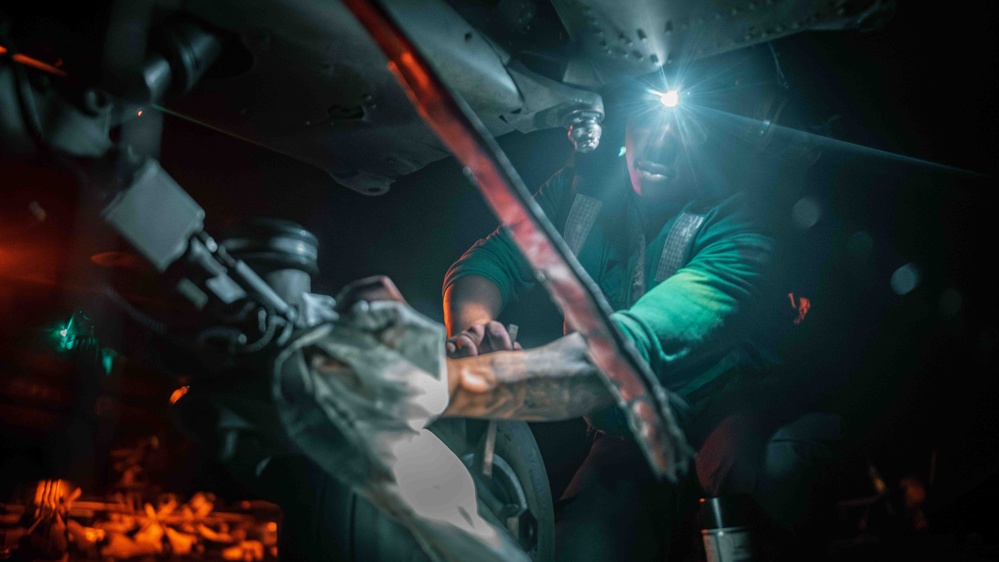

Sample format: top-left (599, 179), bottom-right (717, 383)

top-left (273, 299), bottom-right (528, 562)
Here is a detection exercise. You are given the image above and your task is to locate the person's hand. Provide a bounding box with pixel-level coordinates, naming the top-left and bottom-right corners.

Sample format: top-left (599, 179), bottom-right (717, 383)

top-left (445, 321), bottom-right (521, 358)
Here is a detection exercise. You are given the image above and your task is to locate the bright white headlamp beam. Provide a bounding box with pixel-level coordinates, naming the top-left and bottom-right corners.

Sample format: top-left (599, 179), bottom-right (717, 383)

top-left (658, 88), bottom-right (681, 109)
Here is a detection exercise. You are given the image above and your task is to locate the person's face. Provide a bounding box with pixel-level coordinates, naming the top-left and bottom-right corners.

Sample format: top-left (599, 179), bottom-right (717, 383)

top-left (624, 111), bottom-right (699, 203)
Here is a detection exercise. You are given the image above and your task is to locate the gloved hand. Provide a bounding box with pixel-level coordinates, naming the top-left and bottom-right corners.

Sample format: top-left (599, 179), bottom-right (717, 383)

top-left (445, 321), bottom-right (521, 358)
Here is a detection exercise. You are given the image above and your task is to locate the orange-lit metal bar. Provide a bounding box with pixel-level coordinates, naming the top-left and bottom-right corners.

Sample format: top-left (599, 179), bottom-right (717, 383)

top-left (340, 0), bottom-right (690, 479)
top-left (0, 45), bottom-right (68, 77)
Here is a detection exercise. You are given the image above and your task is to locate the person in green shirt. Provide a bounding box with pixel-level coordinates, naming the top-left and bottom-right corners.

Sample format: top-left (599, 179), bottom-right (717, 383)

top-left (438, 46), bottom-right (840, 560)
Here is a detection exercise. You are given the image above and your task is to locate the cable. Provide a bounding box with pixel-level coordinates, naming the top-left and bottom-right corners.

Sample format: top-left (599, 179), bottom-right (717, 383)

top-left (766, 41), bottom-right (789, 90)
top-left (101, 282), bottom-right (170, 337)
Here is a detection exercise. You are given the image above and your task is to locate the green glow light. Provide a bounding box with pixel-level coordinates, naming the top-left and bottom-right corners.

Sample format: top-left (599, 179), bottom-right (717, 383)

top-left (100, 348), bottom-right (117, 376)
top-left (55, 317), bottom-right (76, 351)
top-left (52, 314), bottom-right (80, 352)
top-left (49, 311), bottom-right (117, 375)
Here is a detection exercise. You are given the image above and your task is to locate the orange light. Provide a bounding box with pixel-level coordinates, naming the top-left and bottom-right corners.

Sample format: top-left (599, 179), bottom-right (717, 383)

top-left (90, 251), bottom-right (147, 271)
top-left (788, 293), bottom-right (812, 325)
top-left (399, 51), bottom-right (429, 90)
top-left (137, 110), bottom-right (143, 117)
top-left (0, 45), bottom-right (68, 77)
top-left (169, 385), bottom-right (190, 405)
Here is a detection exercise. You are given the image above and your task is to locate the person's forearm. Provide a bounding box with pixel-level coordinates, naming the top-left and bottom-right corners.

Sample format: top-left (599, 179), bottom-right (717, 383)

top-left (443, 332), bottom-right (615, 421)
top-left (443, 275), bottom-right (504, 336)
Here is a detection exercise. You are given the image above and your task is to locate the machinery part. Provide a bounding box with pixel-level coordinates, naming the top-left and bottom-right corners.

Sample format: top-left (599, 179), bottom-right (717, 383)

top-left (219, 218), bottom-right (319, 277)
top-left (167, 0), bottom-right (602, 195)
top-left (342, 0), bottom-right (691, 480)
top-left (345, 419), bottom-right (554, 561)
top-left (566, 109), bottom-right (602, 153)
top-left (97, 3), bottom-right (223, 108)
top-left (162, 0), bottom-right (610, 193)
top-left (98, 158), bottom-right (297, 359)
top-left (471, 420), bottom-right (499, 479)
top-left (0, 54), bottom-right (114, 158)
top-left (463, 420), bottom-right (538, 550)
top-left (219, 217), bottom-right (320, 316)
top-left (100, 159), bottom-right (206, 273)
top-left (459, 453), bottom-right (538, 553)
top-left (158, 18), bottom-right (225, 98)
top-left (98, 159), bottom-right (291, 317)
top-left (0, 9), bottom-right (224, 159)
top-left (551, 0), bottom-right (896, 88)
top-left (499, 61), bottom-right (605, 152)
top-left (171, 0), bottom-right (518, 196)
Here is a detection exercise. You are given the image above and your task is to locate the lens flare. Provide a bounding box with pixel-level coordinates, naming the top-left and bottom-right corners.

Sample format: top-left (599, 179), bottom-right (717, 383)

top-left (658, 89), bottom-right (680, 109)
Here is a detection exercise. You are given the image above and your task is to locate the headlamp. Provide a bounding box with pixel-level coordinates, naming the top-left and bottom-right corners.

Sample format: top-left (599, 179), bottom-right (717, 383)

top-left (658, 88), bottom-right (681, 109)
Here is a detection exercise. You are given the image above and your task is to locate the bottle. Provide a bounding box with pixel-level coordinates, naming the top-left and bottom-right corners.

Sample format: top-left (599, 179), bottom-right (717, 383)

top-left (699, 496), bottom-right (758, 562)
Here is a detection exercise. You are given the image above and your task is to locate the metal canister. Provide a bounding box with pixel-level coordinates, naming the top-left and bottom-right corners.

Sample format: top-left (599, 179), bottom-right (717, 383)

top-left (699, 496), bottom-right (757, 562)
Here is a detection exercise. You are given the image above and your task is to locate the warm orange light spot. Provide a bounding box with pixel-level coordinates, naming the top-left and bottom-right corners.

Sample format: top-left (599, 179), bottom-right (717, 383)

top-left (137, 110), bottom-right (143, 117)
top-left (266, 521), bottom-right (278, 532)
top-left (0, 44), bottom-right (69, 77)
top-left (90, 251), bottom-right (146, 271)
top-left (788, 293), bottom-right (811, 325)
top-left (398, 51), bottom-right (429, 89)
top-left (169, 385), bottom-right (190, 405)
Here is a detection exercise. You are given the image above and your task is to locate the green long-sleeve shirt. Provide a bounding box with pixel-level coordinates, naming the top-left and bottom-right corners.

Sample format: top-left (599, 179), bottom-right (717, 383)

top-left (443, 166), bottom-right (780, 434)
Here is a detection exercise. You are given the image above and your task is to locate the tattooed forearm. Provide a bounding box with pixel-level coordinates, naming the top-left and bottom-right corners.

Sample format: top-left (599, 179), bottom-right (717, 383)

top-left (443, 333), bottom-right (615, 421)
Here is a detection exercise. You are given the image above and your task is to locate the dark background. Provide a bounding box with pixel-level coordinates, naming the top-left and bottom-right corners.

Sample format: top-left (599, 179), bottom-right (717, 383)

top-left (1, 1), bottom-right (997, 557)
